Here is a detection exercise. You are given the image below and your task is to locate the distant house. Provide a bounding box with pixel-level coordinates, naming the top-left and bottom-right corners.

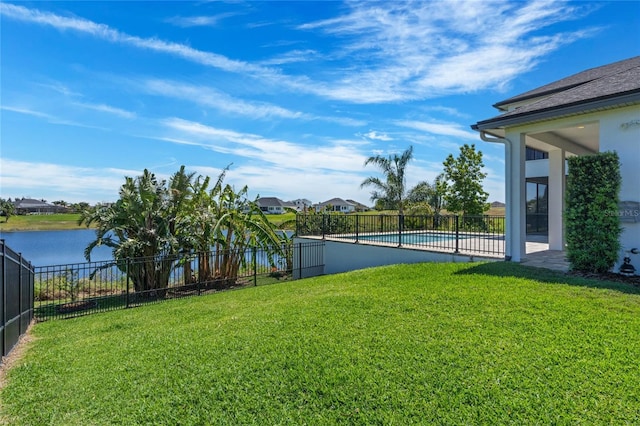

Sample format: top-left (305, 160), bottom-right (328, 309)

top-left (315, 198), bottom-right (358, 213)
top-left (472, 55), bottom-right (640, 269)
top-left (290, 199), bottom-right (313, 212)
top-left (490, 201), bottom-right (506, 208)
top-left (346, 199), bottom-right (370, 212)
top-left (13, 198), bottom-right (64, 215)
top-left (256, 197), bottom-right (295, 214)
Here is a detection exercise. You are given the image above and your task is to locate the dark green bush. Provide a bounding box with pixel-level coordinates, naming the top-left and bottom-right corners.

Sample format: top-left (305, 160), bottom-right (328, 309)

top-left (565, 151), bottom-right (621, 273)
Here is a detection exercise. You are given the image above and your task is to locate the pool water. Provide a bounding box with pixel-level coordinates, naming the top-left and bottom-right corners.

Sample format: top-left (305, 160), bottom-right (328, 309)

top-left (351, 232), bottom-right (460, 244)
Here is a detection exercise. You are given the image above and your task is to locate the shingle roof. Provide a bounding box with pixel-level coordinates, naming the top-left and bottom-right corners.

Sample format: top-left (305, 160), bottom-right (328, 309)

top-left (257, 197), bottom-right (287, 207)
top-left (494, 56), bottom-right (640, 109)
top-left (474, 56), bottom-right (640, 130)
top-left (14, 198), bottom-right (54, 208)
top-left (256, 197), bottom-right (296, 208)
top-left (316, 198), bottom-right (352, 206)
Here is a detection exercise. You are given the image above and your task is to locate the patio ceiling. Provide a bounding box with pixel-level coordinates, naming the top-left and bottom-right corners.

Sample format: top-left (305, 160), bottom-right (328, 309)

top-left (526, 121), bottom-right (599, 156)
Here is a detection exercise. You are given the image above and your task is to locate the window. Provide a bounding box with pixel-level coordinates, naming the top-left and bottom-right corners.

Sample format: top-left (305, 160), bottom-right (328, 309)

top-left (526, 147), bottom-right (549, 161)
top-left (526, 177), bottom-right (548, 234)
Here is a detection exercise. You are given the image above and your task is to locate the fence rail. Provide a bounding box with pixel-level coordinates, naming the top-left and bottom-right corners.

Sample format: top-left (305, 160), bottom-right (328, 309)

top-left (296, 214), bottom-right (505, 257)
top-left (34, 242), bottom-right (324, 321)
top-left (1, 240), bottom-right (34, 358)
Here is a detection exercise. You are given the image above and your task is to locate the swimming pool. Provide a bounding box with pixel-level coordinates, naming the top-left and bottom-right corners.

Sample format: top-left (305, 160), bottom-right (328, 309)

top-left (342, 232), bottom-right (463, 245)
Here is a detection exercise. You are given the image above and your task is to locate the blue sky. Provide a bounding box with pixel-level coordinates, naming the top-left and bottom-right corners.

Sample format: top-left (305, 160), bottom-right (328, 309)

top-left (1, 1), bottom-right (639, 205)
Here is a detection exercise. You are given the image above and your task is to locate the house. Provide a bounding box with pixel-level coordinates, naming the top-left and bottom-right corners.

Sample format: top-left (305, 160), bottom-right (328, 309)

top-left (13, 198), bottom-right (65, 215)
top-left (315, 198), bottom-right (361, 213)
top-left (472, 56), bottom-right (640, 271)
top-left (256, 197), bottom-right (295, 214)
top-left (290, 198), bottom-right (313, 212)
top-left (346, 199), bottom-right (370, 212)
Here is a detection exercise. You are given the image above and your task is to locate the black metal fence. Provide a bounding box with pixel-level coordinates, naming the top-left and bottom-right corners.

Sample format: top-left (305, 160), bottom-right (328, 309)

top-left (296, 214), bottom-right (505, 257)
top-left (1, 240), bottom-right (34, 358)
top-left (34, 242), bottom-right (324, 321)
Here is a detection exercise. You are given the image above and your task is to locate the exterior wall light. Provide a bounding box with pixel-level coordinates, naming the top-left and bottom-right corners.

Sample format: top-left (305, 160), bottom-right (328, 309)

top-left (619, 248), bottom-right (638, 276)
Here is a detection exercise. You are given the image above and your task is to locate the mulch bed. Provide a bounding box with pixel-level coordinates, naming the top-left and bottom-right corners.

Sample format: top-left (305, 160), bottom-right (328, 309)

top-left (567, 270), bottom-right (640, 287)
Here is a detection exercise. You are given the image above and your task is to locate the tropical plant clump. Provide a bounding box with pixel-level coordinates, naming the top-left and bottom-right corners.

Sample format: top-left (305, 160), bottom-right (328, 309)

top-left (78, 165), bottom-right (285, 295)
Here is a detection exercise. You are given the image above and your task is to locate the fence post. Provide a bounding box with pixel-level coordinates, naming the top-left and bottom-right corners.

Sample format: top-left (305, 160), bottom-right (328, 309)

top-left (398, 214), bottom-right (404, 247)
top-left (18, 253), bottom-right (22, 341)
top-left (1, 240), bottom-right (5, 357)
top-left (355, 215), bottom-right (359, 243)
top-left (125, 258), bottom-right (130, 308)
top-left (322, 215), bottom-right (326, 239)
top-left (253, 246), bottom-right (257, 286)
top-left (298, 243), bottom-right (303, 279)
top-left (454, 215), bottom-right (460, 253)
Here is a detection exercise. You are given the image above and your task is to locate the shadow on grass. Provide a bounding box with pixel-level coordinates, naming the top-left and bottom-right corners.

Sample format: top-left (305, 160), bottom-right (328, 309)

top-left (456, 261), bottom-right (640, 295)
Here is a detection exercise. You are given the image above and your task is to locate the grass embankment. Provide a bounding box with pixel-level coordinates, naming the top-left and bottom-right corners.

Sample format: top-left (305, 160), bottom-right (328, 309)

top-left (0, 213), bottom-right (296, 232)
top-left (0, 214), bottom-right (86, 231)
top-left (2, 262), bottom-right (639, 424)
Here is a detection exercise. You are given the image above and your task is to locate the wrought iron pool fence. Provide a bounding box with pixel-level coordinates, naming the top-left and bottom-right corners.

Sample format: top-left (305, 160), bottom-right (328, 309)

top-left (1, 240), bottom-right (34, 358)
top-left (296, 214), bottom-right (505, 257)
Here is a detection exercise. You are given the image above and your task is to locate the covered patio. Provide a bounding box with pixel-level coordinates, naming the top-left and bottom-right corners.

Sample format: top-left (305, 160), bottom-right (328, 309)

top-left (472, 56), bottom-right (640, 271)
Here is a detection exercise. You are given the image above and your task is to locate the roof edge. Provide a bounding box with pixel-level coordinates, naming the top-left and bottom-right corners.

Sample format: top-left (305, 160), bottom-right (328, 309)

top-left (474, 90), bottom-right (640, 130)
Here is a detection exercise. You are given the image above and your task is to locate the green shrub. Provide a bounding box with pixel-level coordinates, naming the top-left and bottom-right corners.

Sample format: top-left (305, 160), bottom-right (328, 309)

top-left (565, 151), bottom-right (621, 273)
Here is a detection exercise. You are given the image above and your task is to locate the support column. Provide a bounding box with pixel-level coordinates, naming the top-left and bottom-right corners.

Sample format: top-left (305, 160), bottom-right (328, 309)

top-left (548, 149), bottom-right (566, 250)
top-left (505, 133), bottom-right (527, 262)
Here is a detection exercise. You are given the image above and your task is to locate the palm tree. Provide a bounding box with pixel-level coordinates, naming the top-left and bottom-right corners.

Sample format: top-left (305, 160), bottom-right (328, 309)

top-left (361, 146), bottom-right (414, 215)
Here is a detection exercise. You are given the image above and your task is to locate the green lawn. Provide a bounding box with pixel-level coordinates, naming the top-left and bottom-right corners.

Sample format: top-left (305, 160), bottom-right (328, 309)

top-left (3, 262), bottom-right (639, 424)
top-left (0, 213), bottom-right (88, 231)
top-left (0, 212), bottom-right (297, 231)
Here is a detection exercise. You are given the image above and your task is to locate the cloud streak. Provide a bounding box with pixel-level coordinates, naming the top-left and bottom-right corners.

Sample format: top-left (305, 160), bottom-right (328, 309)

top-left (397, 120), bottom-right (479, 140)
top-left (0, 158), bottom-right (135, 203)
top-left (1, 1), bottom-right (598, 104)
top-left (160, 117), bottom-right (368, 173)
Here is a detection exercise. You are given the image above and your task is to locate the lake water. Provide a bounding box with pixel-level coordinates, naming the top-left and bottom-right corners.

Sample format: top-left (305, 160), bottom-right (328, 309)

top-left (1, 229), bottom-right (294, 267)
top-left (0, 229), bottom-right (112, 266)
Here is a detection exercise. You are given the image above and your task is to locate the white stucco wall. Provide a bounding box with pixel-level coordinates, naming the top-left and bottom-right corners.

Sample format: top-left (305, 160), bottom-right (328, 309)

top-left (599, 105), bottom-right (640, 271)
top-left (525, 159), bottom-right (549, 178)
top-left (293, 237), bottom-right (498, 277)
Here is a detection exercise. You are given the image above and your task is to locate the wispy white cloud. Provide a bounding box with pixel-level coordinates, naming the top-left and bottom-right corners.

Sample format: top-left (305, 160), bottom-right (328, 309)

top-left (0, 3), bottom-right (276, 76)
top-left (142, 79), bottom-right (303, 120)
top-left (1, 105), bottom-right (109, 130)
top-left (160, 117), bottom-right (368, 172)
top-left (1, 105), bottom-right (52, 119)
top-left (166, 12), bottom-right (237, 28)
top-left (297, 0), bottom-right (596, 101)
top-left (73, 102), bottom-right (136, 119)
top-left (139, 78), bottom-right (366, 126)
top-left (0, 1), bottom-right (598, 104)
top-left (260, 49), bottom-right (321, 66)
top-left (360, 130), bottom-right (393, 141)
top-left (0, 158), bottom-right (135, 203)
top-left (396, 120), bottom-right (478, 141)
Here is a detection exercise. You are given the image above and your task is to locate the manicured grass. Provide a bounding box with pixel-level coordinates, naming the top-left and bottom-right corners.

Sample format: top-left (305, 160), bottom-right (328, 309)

top-left (1, 212), bottom-right (296, 231)
top-left (3, 262), bottom-right (640, 424)
top-left (0, 213), bottom-right (87, 231)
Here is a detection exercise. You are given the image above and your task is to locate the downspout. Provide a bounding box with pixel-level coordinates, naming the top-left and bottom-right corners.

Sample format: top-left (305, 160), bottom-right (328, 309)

top-left (480, 131), bottom-right (513, 261)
